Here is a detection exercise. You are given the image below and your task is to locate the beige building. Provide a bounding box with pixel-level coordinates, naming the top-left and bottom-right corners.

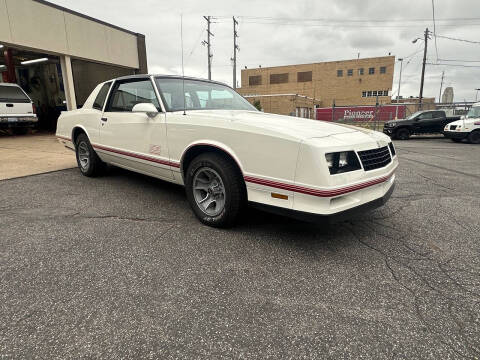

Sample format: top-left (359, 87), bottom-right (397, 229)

top-left (1, 0), bottom-right (147, 130)
top-left (238, 56), bottom-right (395, 118)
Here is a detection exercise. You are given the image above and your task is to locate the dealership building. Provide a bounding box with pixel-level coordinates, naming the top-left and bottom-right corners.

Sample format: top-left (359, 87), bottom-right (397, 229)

top-left (0, 0), bottom-right (147, 130)
top-left (238, 56), bottom-right (395, 118)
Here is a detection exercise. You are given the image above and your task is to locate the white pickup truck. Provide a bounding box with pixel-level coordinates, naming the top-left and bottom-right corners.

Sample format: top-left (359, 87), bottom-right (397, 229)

top-left (443, 102), bottom-right (480, 144)
top-left (0, 83), bottom-right (37, 134)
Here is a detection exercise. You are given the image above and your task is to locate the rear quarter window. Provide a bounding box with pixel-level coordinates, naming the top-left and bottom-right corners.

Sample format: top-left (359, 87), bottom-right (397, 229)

top-left (92, 83), bottom-right (112, 110)
top-left (0, 85), bottom-right (30, 103)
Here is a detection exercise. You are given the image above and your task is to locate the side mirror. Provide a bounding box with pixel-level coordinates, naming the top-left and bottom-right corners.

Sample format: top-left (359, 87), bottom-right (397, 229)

top-left (132, 103), bottom-right (159, 118)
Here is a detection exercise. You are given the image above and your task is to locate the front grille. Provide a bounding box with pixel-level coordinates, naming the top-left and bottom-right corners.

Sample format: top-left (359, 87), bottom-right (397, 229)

top-left (450, 125), bottom-right (457, 130)
top-left (357, 146), bottom-right (392, 171)
top-left (388, 142), bottom-right (396, 156)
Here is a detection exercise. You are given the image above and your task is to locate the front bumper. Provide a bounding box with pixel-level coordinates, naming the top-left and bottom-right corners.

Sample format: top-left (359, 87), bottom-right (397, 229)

top-left (443, 131), bottom-right (468, 140)
top-left (251, 182), bottom-right (395, 224)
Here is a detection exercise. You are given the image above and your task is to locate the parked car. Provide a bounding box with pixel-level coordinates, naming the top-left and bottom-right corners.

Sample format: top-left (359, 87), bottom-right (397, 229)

top-left (0, 83), bottom-right (37, 134)
top-left (383, 110), bottom-right (460, 140)
top-left (443, 102), bottom-right (480, 144)
top-left (56, 75), bottom-right (398, 227)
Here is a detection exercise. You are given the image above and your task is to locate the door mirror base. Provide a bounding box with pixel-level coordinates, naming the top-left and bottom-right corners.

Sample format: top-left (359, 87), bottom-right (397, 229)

top-left (132, 103), bottom-right (159, 117)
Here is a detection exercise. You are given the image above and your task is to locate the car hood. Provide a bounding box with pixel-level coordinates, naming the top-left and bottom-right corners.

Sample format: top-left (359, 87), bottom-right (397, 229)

top-left (181, 110), bottom-right (382, 140)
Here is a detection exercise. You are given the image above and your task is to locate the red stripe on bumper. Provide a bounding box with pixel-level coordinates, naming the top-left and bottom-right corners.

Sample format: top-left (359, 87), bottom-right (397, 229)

top-left (244, 165), bottom-right (397, 198)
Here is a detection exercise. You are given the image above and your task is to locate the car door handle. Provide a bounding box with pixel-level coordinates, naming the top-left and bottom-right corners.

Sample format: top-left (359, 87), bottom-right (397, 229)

top-left (6, 104), bottom-right (13, 107)
top-left (101, 117), bottom-right (108, 122)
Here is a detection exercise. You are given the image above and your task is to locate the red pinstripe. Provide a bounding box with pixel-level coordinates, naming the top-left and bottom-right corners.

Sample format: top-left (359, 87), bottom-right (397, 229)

top-left (58, 135), bottom-right (396, 198)
top-left (244, 165), bottom-right (397, 198)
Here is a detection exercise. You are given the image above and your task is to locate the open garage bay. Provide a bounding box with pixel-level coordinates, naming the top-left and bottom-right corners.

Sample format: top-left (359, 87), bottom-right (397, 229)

top-left (1, 137), bottom-right (479, 359)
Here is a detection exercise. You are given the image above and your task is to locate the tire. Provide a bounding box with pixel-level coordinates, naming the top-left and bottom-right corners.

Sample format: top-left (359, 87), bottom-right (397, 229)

top-left (450, 138), bottom-right (462, 143)
top-left (75, 133), bottom-right (106, 177)
top-left (185, 152), bottom-right (246, 228)
top-left (395, 128), bottom-right (410, 140)
top-left (467, 131), bottom-right (480, 144)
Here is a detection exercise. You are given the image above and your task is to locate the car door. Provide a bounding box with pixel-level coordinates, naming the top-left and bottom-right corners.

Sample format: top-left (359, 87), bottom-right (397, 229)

top-left (99, 78), bottom-right (173, 180)
top-left (415, 112), bottom-right (435, 133)
top-left (431, 111), bottom-right (447, 132)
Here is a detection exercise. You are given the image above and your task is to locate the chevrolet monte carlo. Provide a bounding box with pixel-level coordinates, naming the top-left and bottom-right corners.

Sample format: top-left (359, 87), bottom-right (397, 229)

top-left (56, 75), bottom-right (398, 227)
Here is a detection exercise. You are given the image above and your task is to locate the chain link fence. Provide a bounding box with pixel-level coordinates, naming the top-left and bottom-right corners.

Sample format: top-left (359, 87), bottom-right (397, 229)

top-left (316, 102), bottom-right (474, 131)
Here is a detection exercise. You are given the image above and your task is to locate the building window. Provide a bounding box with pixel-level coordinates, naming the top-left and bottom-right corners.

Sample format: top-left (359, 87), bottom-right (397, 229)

top-left (249, 75), bottom-right (262, 86)
top-left (270, 73), bottom-right (289, 84)
top-left (362, 90), bottom-right (389, 97)
top-left (369, 67), bottom-right (375, 75)
top-left (380, 66), bottom-right (386, 74)
top-left (297, 71), bottom-right (312, 82)
top-left (337, 70), bottom-right (343, 77)
top-left (358, 68), bottom-right (364, 75)
top-left (347, 69), bottom-right (353, 76)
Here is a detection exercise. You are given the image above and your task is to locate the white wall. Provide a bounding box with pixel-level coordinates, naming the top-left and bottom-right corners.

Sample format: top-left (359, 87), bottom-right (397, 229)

top-left (0, 0), bottom-right (139, 69)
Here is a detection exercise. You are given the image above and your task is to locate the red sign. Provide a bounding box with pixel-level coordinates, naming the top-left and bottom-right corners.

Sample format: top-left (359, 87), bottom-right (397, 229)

top-left (316, 105), bottom-right (406, 122)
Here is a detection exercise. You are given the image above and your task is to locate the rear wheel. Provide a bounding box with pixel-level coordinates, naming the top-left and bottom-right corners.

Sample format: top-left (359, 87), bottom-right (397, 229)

top-left (467, 131), bottom-right (480, 144)
top-left (395, 128), bottom-right (410, 140)
top-left (75, 133), bottom-right (106, 177)
top-left (185, 152), bottom-right (246, 228)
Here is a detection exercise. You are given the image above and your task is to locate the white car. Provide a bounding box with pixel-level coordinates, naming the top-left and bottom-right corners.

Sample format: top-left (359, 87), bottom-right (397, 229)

top-left (56, 75), bottom-right (398, 227)
top-left (0, 83), bottom-right (37, 134)
top-left (443, 102), bottom-right (480, 144)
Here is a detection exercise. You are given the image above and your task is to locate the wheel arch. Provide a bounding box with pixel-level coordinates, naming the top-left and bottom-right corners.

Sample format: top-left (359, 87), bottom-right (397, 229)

top-left (71, 125), bottom-right (90, 146)
top-left (180, 142), bottom-right (245, 181)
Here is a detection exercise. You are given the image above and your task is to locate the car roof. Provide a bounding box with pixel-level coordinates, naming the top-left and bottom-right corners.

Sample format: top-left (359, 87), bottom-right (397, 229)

top-left (108, 74), bottom-right (230, 88)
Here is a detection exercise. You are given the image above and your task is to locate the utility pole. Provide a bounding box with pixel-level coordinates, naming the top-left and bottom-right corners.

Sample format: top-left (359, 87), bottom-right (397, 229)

top-left (438, 70), bottom-right (444, 103)
top-left (418, 27), bottom-right (431, 109)
top-left (232, 16), bottom-right (239, 89)
top-left (396, 58), bottom-right (404, 102)
top-left (202, 16), bottom-right (213, 80)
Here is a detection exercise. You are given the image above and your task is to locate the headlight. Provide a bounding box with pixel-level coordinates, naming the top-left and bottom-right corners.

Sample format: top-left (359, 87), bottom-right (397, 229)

top-left (325, 151), bottom-right (361, 175)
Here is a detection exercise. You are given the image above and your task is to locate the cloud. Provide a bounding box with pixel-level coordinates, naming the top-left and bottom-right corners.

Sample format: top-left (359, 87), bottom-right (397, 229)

top-left (48, 0), bottom-right (480, 101)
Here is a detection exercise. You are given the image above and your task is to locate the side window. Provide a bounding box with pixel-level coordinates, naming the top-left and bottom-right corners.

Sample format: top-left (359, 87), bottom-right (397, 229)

top-left (106, 79), bottom-right (160, 112)
top-left (418, 112), bottom-right (433, 120)
top-left (434, 111), bottom-right (444, 118)
top-left (92, 83), bottom-right (111, 110)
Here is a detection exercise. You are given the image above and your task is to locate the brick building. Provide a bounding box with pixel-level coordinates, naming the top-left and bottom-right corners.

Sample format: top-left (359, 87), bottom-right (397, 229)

top-left (238, 56), bottom-right (395, 118)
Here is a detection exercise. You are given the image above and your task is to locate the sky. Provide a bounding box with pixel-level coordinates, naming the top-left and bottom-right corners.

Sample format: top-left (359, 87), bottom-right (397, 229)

top-left (50, 0), bottom-right (480, 102)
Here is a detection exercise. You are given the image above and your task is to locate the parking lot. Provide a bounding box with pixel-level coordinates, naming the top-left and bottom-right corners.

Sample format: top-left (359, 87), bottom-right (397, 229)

top-left (1, 137), bottom-right (479, 359)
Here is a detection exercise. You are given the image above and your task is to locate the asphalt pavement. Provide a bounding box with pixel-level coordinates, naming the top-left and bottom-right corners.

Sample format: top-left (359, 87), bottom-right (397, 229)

top-left (1, 136), bottom-right (479, 359)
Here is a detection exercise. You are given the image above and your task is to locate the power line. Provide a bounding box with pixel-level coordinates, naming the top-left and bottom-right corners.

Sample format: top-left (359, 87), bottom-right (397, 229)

top-left (436, 34), bottom-right (480, 44)
top-left (427, 62), bottom-right (480, 68)
top-left (214, 15), bottom-right (480, 23)
top-left (437, 58), bottom-right (480, 62)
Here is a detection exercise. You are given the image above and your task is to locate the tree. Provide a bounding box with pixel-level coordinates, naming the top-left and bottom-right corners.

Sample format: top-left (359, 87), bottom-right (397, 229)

top-left (253, 100), bottom-right (262, 111)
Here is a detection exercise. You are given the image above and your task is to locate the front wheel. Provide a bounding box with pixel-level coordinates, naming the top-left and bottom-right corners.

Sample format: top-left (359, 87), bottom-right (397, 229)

top-left (467, 131), bottom-right (480, 144)
top-left (75, 133), bottom-right (106, 177)
top-left (185, 153), bottom-right (246, 228)
top-left (395, 128), bottom-right (410, 140)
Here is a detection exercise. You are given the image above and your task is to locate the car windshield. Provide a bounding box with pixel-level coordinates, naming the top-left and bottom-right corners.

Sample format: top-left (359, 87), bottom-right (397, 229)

top-left (406, 111), bottom-right (422, 120)
top-left (155, 77), bottom-right (256, 112)
top-left (466, 106), bottom-right (480, 119)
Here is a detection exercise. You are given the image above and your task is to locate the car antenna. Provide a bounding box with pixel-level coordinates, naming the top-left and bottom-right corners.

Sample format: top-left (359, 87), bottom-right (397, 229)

top-left (181, 14), bottom-right (186, 116)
